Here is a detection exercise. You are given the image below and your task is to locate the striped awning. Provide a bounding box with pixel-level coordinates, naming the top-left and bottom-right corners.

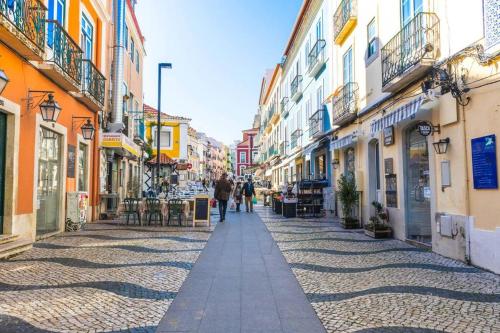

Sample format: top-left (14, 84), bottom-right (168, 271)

top-left (370, 96), bottom-right (424, 134)
top-left (330, 135), bottom-right (354, 150)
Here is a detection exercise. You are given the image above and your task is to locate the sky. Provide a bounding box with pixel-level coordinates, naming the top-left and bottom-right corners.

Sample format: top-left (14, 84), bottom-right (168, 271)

top-left (136, 0), bottom-right (303, 145)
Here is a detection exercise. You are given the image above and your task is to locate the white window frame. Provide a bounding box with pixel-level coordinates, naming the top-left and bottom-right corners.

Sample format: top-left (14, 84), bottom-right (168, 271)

top-left (240, 151), bottom-right (247, 164)
top-left (152, 127), bottom-right (173, 149)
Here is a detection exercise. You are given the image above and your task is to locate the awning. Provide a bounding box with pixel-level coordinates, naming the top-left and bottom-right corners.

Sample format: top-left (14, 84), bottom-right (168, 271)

top-left (331, 134), bottom-right (354, 150)
top-left (100, 133), bottom-right (141, 158)
top-left (370, 96), bottom-right (424, 134)
top-left (303, 141), bottom-right (320, 161)
top-left (147, 153), bottom-right (175, 165)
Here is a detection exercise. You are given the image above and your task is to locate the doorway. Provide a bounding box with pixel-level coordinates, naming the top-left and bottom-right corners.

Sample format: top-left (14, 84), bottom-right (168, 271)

top-left (0, 112), bottom-right (6, 234)
top-left (368, 140), bottom-right (381, 208)
top-left (36, 128), bottom-right (63, 235)
top-left (405, 124), bottom-right (431, 244)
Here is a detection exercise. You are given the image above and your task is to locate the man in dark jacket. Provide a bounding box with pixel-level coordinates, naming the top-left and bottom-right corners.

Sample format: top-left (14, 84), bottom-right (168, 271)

top-left (214, 173), bottom-right (232, 222)
top-left (242, 177), bottom-right (256, 213)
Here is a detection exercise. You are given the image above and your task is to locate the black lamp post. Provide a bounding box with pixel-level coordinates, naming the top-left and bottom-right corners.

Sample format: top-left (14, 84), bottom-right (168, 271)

top-left (39, 93), bottom-right (62, 123)
top-left (156, 62), bottom-right (172, 190)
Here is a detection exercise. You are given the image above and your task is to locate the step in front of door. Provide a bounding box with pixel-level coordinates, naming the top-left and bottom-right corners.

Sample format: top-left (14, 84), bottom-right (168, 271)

top-left (0, 237), bottom-right (32, 259)
top-left (0, 234), bottom-right (19, 245)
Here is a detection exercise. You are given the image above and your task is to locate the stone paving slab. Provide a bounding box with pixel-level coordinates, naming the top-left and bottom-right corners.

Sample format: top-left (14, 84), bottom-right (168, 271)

top-left (256, 206), bottom-right (500, 333)
top-left (0, 222), bottom-right (213, 332)
top-left (156, 211), bottom-right (326, 333)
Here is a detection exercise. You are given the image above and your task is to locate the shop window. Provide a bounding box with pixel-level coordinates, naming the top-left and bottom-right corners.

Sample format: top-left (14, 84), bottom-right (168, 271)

top-left (78, 143), bottom-right (88, 192)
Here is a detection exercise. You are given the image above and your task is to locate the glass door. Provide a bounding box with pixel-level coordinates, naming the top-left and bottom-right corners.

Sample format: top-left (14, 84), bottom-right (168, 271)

top-left (405, 125), bottom-right (431, 244)
top-left (36, 128), bottom-right (63, 235)
top-left (0, 113), bottom-right (6, 234)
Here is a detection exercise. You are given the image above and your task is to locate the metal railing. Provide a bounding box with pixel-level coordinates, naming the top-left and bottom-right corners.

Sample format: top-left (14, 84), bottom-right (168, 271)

top-left (309, 108), bottom-right (324, 137)
top-left (308, 39), bottom-right (326, 71)
top-left (0, 0), bottom-right (46, 50)
top-left (45, 19), bottom-right (82, 83)
top-left (332, 82), bottom-right (358, 123)
top-left (290, 75), bottom-right (303, 98)
top-left (381, 12), bottom-right (440, 87)
top-left (82, 59), bottom-right (105, 106)
top-left (333, 0), bottom-right (357, 41)
top-left (290, 129), bottom-right (302, 150)
top-left (268, 144), bottom-right (277, 158)
top-left (280, 97), bottom-right (288, 114)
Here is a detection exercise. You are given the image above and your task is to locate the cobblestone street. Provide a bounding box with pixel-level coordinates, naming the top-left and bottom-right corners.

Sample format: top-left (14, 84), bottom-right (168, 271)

top-left (256, 207), bottom-right (500, 333)
top-left (0, 223), bottom-right (213, 333)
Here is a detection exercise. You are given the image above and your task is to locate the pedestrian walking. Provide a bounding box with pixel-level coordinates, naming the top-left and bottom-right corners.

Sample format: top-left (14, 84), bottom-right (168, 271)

top-left (242, 177), bottom-right (256, 213)
top-left (214, 173), bottom-right (232, 222)
top-left (202, 178), bottom-right (208, 192)
top-left (233, 182), bottom-right (243, 212)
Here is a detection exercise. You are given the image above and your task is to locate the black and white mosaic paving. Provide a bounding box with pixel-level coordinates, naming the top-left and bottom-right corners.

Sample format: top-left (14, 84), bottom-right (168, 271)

top-left (256, 206), bottom-right (500, 333)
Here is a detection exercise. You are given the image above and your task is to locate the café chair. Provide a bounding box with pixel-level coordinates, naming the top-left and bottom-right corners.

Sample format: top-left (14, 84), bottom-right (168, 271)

top-left (168, 199), bottom-right (184, 226)
top-left (123, 198), bottom-right (141, 225)
top-left (146, 198), bottom-right (163, 226)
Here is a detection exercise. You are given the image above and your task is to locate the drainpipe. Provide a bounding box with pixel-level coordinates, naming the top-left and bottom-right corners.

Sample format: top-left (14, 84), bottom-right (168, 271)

top-left (108, 0), bottom-right (126, 132)
top-left (461, 103), bottom-right (472, 264)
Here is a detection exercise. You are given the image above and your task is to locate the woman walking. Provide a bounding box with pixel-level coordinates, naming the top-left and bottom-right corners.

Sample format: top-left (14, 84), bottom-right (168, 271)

top-left (233, 182), bottom-right (243, 212)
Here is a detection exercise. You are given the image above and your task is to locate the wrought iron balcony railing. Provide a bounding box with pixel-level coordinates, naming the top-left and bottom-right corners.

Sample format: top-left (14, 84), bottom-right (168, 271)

top-left (333, 0), bottom-right (357, 43)
top-left (290, 129), bottom-right (302, 150)
top-left (280, 97), bottom-right (288, 114)
top-left (0, 0), bottom-right (46, 51)
top-left (290, 75), bottom-right (303, 100)
top-left (332, 82), bottom-right (358, 125)
top-left (381, 12), bottom-right (440, 88)
top-left (82, 59), bottom-right (105, 107)
top-left (45, 19), bottom-right (82, 83)
top-left (308, 39), bottom-right (326, 72)
top-left (309, 108), bottom-right (325, 137)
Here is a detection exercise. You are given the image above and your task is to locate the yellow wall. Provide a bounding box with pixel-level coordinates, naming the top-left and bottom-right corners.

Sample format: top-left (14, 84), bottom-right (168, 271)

top-left (145, 121), bottom-right (181, 158)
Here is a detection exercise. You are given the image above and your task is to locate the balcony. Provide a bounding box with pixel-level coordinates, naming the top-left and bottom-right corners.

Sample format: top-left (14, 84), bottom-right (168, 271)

top-left (290, 75), bottom-right (303, 102)
top-left (332, 82), bottom-right (358, 126)
top-left (381, 12), bottom-right (440, 92)
top-left (309, 108), bottom-right (325, 138)
top-left (39, 19), bottom-right (82, 91)
top-left (0, 0), bottom-right (46, 60)
top-left (290, 129), bottom-right (302, 150)
top-left (279, 142), bottom-right (286, 156)
top-left (75, 59), bottom-right (105, 111)
top-left (308, 39), bottom-right (326, 77)
top-left (334, 0), bottom-right (357, 45)
top-left (280, 97), bottom-right (289, 115)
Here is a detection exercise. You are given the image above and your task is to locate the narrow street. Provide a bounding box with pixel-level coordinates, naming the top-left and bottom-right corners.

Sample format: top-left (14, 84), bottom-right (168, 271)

top-left (0, 208), bottom-right (499, 332)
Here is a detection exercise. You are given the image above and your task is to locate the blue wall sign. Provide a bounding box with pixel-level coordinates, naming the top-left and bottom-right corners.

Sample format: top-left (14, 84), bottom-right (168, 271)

top-left (471, 134), bottom-right (498, 189)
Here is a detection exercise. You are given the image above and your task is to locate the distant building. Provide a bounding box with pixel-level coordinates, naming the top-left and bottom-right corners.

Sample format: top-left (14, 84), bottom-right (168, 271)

top-left (236, 129), bottom-right (259, 177)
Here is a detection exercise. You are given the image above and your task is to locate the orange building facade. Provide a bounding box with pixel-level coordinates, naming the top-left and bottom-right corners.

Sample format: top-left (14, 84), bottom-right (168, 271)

top-left (0, 0), bottom-right (110, 256)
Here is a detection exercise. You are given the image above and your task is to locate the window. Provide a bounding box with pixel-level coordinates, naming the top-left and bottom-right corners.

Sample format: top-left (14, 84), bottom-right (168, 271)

top-left (130, 39), bottom-right (135, 62)
top-left (343, 47), bottom-right (353, 84)
top-left (306, 97), bottom-right (312, 121)
top-left (316, 17), bottom-right (323, 40)
top-left (124, 25), bottom-right (129, 49)
top-left (315, 155), bottom-right (326, 179)
top-left (316, 85), bottom-right (324, 110)
top-left (401, 0), bottom-right (423, 26)
top-left (152, 128), bottom-right (173, 148)
top-left (47, 0), bottom-right (66, 47)
top-left (78, 143), bottom-right (88, 192)
top-left (367, 18), bottom-right (377, 58)
top-left (81, 14), bottom-right (94, 60)
top-left (240, 151), bottom-right (247, 164)
top-left (239, 165), bottom-right (246, 176)
top-left (135, 50), bottom-right (140, 72)
top-left (484, 0), bottom-right (500, 50)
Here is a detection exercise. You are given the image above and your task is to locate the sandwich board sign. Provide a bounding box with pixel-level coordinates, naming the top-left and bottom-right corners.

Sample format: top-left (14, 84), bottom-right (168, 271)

top-left (193, 194), bottom-right (210, 227)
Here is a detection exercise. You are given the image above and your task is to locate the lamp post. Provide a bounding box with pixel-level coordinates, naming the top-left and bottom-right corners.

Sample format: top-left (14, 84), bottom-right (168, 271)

top-left (157, 63), bottom-right (172, 190)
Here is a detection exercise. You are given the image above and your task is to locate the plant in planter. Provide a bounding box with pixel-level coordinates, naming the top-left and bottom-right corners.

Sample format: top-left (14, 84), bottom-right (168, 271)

top-left (337, 173), bottom-right (360, 229)
top-left (365, 201), bottom-right (392, 238)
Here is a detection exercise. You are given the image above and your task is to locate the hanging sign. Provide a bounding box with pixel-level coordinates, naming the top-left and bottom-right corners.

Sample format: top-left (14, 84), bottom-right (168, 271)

top-left (471, 134), bottom-right (498, 189)
top-left (417, 121), bottom-right (434, 137)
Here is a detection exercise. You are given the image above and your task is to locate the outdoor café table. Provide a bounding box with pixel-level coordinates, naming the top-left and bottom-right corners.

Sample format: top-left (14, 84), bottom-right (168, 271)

top-left (118, 199), bottom-right (192, 226)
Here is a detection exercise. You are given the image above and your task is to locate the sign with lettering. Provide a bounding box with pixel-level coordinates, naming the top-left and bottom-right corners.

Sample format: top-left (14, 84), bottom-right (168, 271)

top-left (417, 121), bottom-right (433, 137)
top-left (194, 195), bottom-right (210, 226)
top-left (67, 145), bottom-right (76, 178)
top-left (471, 135), bottom-right (498, 189)
top-left (383, 126), bottom-right (395, 146)
top-left (384, 158), bottom-right (394, 175)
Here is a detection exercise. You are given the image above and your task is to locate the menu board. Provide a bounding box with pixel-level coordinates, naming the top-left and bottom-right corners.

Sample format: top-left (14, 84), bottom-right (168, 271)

top-left (194, 195), bottom-right (210, 226)
top-left (385, 174), bottom-right (398, 208)
top-left (471, 135), bottom-right (498, 189)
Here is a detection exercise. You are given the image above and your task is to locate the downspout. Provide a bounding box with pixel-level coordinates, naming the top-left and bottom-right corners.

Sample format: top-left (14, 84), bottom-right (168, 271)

top-left (108, 0), bottom-right (126, 132)
top-left (461, 103), bottom-right (472, 264)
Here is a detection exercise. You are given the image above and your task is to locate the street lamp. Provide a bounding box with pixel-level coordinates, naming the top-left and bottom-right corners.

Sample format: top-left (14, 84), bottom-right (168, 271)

top-left (157, 62), bottom-right (172, 190)
top-left (0, 69), bottom-right (9, 95)
top-left (81, 119), bottom-right (96, 140)
top-left (39, 93), bottom-right (62, 123)
top-left (433, 138), bottom-right (450, 154)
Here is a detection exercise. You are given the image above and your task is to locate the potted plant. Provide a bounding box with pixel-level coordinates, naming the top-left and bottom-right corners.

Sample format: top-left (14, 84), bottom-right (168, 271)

top-left (365, 201), bottom-right (392, 238)
top-left (337, 173), bottom-right (360, 229)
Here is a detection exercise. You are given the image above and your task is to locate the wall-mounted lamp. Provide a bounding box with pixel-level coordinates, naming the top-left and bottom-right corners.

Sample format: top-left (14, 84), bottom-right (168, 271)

top-left (433, 138), bottom-right (450, 154)
top-left (332, 158), bottom-right (340, 169)
top-left (72, 116), bottom-right (95, 140)
top-left (0, 69), bottom-right (10, 95)
top-left (27, 90), bottom-right (61, 123)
